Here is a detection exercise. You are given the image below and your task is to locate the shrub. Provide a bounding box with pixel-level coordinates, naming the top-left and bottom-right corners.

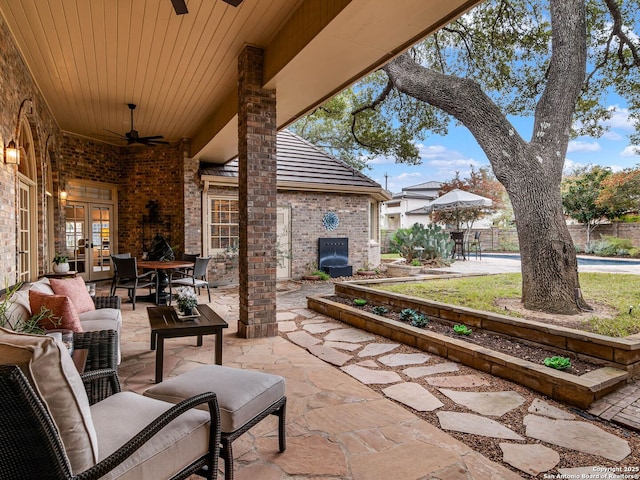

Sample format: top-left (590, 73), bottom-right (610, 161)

top-left (410, 314), bottom-right (429, 327)
top-left (312, 270), bottom-right (331, 281)
top-left (372, 306), bottom-right (389, 316)
top-left (590, 236), bottom-right (633, 256)
top-left (399, 308), bottom-right (418, 322)
top-left (399, 308), bottom-right (429, 327)
top-left (543, 356), bottom-right (571, 370)
top-left (453, 324), bottom-right (473, 335)
top-left (390, 223), bottom-right (454, 263)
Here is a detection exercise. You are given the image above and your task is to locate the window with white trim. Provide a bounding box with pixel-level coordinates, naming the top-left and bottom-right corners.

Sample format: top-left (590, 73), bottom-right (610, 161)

top-left (208, 197), bottom-right (239, 252)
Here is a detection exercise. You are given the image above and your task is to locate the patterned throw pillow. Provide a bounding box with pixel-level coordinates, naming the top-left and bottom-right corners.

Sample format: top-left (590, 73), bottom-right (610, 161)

top-left (28, 290), bottom-right (84, 332)
top-left (50, 276), bottom-right (96, 314)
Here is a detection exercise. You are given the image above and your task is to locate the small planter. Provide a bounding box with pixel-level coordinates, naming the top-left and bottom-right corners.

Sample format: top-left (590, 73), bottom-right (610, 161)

top-left (303, 275), bottom-right (321, 281)
top-left (385, 264), bottom-right (422, 277)
top-left (357, 270), bottom-right (377, 276)
top-left (53, 262), bottom-right (70, 273)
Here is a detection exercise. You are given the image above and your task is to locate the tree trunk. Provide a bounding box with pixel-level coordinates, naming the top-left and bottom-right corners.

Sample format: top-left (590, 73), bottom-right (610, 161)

top-left (507, 155), bottom-right (584, 314)
top-left (382, 0), bottom-right (589, 314)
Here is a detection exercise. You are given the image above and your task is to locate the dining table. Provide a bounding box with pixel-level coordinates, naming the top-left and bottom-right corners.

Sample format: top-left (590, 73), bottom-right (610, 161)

top-left (137, 259), bottom-right (194, 305)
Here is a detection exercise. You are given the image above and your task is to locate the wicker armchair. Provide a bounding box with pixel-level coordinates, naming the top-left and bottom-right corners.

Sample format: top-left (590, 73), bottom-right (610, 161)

top-left (0, 364), bottom-right (221, 480)
top-left (73, 294), bottom-right (121, 371)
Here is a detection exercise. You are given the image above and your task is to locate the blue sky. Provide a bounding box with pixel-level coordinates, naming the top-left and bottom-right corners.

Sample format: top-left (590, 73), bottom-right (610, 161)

top-left (366, 103), bottom-right (640, 194)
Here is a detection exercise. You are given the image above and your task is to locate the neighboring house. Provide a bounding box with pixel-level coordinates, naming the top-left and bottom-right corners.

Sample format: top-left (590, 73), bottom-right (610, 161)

top-left (200, 130), bottom-right (391, 284)
top-left (381, 181), bottom-right (442, 230)
top-left (382, 181), bottom-right (496, 232)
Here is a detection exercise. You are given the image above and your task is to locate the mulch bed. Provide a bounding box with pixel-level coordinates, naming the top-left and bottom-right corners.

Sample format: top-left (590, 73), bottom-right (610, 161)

top-left (329, 295), bottom-right (605, 375)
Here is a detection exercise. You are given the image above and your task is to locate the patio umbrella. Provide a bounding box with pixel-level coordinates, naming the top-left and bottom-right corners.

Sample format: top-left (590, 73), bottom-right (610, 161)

top-left (426, 189), bottom-right (493, 230)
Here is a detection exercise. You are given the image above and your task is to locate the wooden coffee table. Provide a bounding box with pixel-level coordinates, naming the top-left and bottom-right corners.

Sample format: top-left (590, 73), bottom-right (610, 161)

top-left (147, 304), bottom-right (228, 383)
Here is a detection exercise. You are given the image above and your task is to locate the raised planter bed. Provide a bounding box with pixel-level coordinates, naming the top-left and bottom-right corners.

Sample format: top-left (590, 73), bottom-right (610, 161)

top-left (307, 281), bottom-right (634, 409)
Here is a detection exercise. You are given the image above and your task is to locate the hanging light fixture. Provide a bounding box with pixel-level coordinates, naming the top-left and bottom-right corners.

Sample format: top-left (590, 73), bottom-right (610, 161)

top-left (5, 139), bottom-right (19, 165)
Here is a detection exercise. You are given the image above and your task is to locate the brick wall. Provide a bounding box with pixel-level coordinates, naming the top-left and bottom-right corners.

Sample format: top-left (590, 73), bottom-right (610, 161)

top-left (118, 142), bottom-right (185, 258)
top-left (0, 15), bottom-right (59, 282)
top-left (280, 191), bottom-right (371, 277)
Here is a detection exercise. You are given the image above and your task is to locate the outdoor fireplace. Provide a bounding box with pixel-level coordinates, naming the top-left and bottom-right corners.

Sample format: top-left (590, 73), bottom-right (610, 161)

top-left (318, 238), bottom-right (353, 278)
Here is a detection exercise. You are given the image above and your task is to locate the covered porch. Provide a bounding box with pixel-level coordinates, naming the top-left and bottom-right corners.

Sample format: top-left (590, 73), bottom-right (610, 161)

top-left (0, 0), bottom-right (481, 339)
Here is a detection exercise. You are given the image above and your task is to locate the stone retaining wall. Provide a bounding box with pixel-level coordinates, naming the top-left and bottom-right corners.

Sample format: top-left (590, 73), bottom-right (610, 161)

top-left (308, 289), bottom-right (630, 408)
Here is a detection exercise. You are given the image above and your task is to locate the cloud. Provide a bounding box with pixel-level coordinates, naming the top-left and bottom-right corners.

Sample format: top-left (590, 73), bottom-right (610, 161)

top-left (562, 158), bottom-right (588, 176)
top-left (605, 106), bottom-right (634, 131)
top-left (396, 172), bottom-right (422, 180)
top-left (603, 131), bottom-right (623, 141)
top-left (567, 140), bottom-right (600, 153)
top-left (368, 155), bottom-right (395, 165)
top-left (620, 145), bottom-right (640, 157)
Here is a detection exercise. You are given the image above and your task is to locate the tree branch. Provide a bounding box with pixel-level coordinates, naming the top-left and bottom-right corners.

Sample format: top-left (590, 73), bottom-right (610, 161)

top-left (349, 80), bottom-right (393, 150)
top-left (603, 0), bottom-right (640, 69)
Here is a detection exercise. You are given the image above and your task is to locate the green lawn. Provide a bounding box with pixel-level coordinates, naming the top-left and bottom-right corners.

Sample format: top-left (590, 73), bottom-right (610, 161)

top-left (374, 273), bottom-right (640, 337)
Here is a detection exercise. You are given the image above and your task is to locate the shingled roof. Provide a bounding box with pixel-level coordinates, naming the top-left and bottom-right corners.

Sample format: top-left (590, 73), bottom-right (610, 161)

top-left (200, 130), bottom-right (391, 201)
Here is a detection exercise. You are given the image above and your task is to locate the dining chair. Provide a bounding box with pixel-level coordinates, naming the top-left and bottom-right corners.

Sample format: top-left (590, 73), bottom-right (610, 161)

top-left (111, 256), bottom-right (156, 309)
top-left (169, 257), bottom-right (212, 304)
top-left (110, 253), bottom-right (132, 296)
top-left (180, 253), bottom-right (199, 275)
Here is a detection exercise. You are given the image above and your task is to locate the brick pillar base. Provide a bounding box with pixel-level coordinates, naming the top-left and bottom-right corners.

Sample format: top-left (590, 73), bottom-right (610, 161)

top-left (237, 45), bottom-right (278, 338)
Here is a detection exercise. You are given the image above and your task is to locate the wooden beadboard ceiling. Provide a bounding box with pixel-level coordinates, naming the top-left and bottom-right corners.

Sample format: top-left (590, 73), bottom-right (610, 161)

top-left (0, 0), bottom-right (482, 162)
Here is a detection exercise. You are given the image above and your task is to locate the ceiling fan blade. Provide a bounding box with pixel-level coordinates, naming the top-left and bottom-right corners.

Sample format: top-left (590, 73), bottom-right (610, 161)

top-left (139, 135), bottom-right (165, 140)
top-left (105, 129), bottom-right (125, 138)
top-left (171, 0), bottom-right (188, 14)
top-left (222, 0), bottom-right (243, 6)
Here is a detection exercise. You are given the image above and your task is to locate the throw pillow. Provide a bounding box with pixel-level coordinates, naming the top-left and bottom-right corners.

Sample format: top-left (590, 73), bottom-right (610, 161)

top-left (28, 290), bottom-right (83, 332)
top-left (50, 276), bottom-right (95, 314)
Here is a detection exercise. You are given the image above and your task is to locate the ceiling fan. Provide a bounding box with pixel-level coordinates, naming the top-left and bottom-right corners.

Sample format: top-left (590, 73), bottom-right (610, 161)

top-left (171, 0), bottom-right (243, 15)
top-left (108, 103), bottom-right (168, 146)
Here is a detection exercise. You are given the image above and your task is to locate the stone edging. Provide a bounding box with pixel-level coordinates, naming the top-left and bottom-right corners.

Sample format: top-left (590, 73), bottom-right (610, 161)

top-left (307, 291), bottom-right (629, 409)
top-left (335, 281), bottom-right (640, 368)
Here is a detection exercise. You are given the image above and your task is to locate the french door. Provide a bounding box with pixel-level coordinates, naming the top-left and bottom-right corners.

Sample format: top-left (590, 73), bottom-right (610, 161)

top-left (65, 202), bottom-right (114, 281)
top-left (17, 180), bottom-right (36, 283)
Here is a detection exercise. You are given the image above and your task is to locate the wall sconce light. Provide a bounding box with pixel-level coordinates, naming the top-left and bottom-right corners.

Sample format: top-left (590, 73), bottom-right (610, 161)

top-left (5, 139), bottom-right (19, 165)
top-left (59, 189), bottom-right (68, 201)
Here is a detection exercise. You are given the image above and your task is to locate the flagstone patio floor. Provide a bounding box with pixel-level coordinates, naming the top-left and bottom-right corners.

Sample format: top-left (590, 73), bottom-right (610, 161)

top-left (106, 271), bottom-right (640, 479)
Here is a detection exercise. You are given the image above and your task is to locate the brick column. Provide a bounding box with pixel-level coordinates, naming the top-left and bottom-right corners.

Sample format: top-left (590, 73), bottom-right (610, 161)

top-left (237, 45), bottom-right (278, 338)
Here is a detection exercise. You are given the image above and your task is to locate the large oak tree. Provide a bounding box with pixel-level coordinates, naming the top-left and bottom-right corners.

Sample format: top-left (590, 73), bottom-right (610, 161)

top-left (292, 0), bottom-right (640, 314)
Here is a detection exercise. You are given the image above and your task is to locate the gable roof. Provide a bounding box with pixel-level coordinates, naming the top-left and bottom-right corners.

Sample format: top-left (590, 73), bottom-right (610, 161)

top-left (201, 130), bottom-right (391, 201)
top-left (403, 181), bottom-right (443, 191)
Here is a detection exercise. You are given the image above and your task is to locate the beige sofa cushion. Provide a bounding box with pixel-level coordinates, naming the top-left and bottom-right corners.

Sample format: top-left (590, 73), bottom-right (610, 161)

top-left (144, 365), bottom-right (285, 432)
top-left (91, 392), bottom-right (210, 480)
top-left (0, 327), bottom-right (98, 473)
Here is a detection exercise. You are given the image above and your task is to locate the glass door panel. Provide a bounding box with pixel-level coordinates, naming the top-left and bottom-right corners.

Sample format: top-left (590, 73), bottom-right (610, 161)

top-left (65, 204), bottom-right (86, 274)
top-left (91, 206), bottom-right (112, 278)
top-left (18, 182), bottom-right (31, 283)
top-left (66, 202), bottom-right (113, 281)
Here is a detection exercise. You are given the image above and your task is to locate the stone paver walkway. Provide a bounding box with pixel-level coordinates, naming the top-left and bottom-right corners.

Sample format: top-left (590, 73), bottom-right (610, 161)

top-left (276, 282), bottom-right (638, 478)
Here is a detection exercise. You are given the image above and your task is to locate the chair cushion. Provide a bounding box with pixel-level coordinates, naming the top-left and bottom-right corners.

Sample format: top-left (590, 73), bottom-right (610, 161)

top-left (144, 365), bottom-right (285, 432)
top-left (50, 276), bottom-right (96, 314)
top-left (29, 290), bottom-right (84, 332)
top-left (78, 308), bottom-right (122, 331)
top-left (78, 308), bottom-right (122, 364)
top-left (0, 327), bottom-right (98, 473)
top-left (91, 392), bottom-right (210, 480)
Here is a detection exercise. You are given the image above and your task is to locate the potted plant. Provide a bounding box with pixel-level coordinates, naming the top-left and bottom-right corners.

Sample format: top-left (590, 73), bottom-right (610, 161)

top-left (302, 261), bottom-right (330, 281)
top-left (357, 263), bottom-right (377, 276)
top-left (176, 287), bottom-right (198, 316)
top-left (52, 253), bottom-right (70, 273)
